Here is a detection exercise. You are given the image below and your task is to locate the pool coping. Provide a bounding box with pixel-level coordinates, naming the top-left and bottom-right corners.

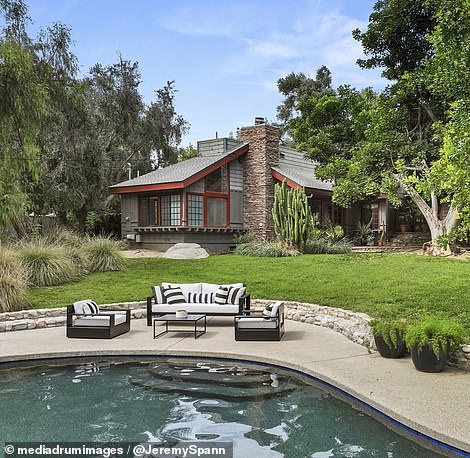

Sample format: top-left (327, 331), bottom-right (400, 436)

top-left (0, 318), bottom-right (469, 456)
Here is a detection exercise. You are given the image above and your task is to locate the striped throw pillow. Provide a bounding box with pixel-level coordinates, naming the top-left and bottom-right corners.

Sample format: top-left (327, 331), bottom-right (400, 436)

top-left (73, 300), bottom-right (99, 316)
top-left (227, 286), bottom-right (246, 305)
top-left (187, 292), bottom-right (214, 303)
top-left (214, 286), bottom-right (229, 304)
top-left (151, 286), bottom-right (166, 304)
top-left (163, 287), bottom-right (187, 305)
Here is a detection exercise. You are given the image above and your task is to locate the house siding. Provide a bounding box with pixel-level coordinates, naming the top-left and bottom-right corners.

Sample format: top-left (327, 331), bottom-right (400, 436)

top-left (198, 138), bottom-right (242, 157)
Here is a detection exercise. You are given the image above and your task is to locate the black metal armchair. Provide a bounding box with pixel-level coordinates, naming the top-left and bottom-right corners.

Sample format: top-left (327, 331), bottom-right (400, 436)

top-left (66, 300), bottom-right (130, 339)
top-left (234, 301), bottom-right (285, 341)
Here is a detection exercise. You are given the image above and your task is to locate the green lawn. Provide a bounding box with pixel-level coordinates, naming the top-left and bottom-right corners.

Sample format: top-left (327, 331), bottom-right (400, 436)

top-left (27, 253), bottom-right (470, 330)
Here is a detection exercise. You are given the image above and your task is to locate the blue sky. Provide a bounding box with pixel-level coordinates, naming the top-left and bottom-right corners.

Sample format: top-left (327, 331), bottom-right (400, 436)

top-left (27, 0), bottom-right (386, 147)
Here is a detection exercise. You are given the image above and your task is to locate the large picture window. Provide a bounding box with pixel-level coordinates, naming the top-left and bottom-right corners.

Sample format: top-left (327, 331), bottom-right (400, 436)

top-left (206, 197), bottom-right (228, 227)
top-left (188, 194), bottom-right (203, 226)
top-left (161, 195), bottom-right (181, 226)
top-left (139, 197), bottom-right (158, 226)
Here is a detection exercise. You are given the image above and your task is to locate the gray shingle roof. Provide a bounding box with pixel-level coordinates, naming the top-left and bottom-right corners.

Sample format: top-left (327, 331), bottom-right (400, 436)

top-left (272, 164), bottom-right (333, 191)
top-left (110, 143), bottom-right (247, 188)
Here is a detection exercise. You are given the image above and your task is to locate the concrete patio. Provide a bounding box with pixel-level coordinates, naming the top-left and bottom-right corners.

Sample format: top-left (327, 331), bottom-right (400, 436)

top-left (0, 317), bottom-right (469, 455)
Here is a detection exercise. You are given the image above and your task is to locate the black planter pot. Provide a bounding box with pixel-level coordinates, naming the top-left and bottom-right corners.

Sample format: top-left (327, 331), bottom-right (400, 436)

top-left (410, 341), bottom-right (449, 373)
top-left (374, 332), bottom-right (407, 358)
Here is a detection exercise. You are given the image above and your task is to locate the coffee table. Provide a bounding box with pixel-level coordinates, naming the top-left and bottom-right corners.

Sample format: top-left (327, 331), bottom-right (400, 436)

top-left (153, 314), bottom-right (207, 339)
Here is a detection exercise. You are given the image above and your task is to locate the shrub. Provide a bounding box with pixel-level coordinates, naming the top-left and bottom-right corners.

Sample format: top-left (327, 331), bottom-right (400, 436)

top-left (233, 240), bottom-right (300, 257)
top-left (43, 229), bottom-right (83, 248)
top-left (17, 241), bottom-right (77, 286)
top-left (304, 239), bottom-right (329, 254)
top-left (85, 236), bottom-right (126, 272)
top-left (405, 316), bottom-right (467, 359)
top-left (326, 239), bottom-right (352, 254)
top-left (0, 248), bottom-right (27, 312)
top-left (354, 222), bottom-right (374, 246)
top-left (304, 238), bottom-right (352, 254)
top-left (369, 318), bottom-right (407, 348)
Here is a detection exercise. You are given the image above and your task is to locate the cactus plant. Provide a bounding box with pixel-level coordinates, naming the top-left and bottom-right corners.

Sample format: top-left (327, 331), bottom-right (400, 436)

top-left (272, 180), bottom-right (315, 250)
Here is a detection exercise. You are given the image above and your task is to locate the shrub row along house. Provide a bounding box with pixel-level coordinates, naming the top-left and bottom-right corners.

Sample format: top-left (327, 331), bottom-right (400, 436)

top-left (109, 118), bottom-right (397, 252)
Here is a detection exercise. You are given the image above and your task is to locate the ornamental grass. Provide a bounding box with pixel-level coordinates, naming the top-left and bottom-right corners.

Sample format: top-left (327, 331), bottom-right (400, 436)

top-left (84, 235), bottom-right (126, 273)
top-left (17, 240), bottom-right (77, 287)
top-left (0, 247), bottom-right (28, 312)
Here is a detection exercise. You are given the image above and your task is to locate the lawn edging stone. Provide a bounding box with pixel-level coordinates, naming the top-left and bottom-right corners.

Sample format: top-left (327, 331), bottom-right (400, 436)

top-left (1, 299), bottom-right (469, 371)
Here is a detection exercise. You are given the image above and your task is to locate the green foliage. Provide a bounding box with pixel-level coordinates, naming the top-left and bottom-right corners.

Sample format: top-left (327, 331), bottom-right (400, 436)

top-left (352, 0), bottom-right (438, 80)
top-left (369, 318), bottom-right (407, 349)
top-left (233, 231), bottom-right (255, 245)
top-left (84, 236), bottom-right (126, 272)
top-left (17, 241), bottom-right (77, 286)
top-left (405, 316), bottom-right (467, 359)
top-left (354, 222), bottom-right (374, 246)
top-left (178, 143), bottom-right (198, 162)
top-left (0, 247), bottom-right (27, 311)
top-left (233, 240), bottom-right (300, 257)
top-left (272, 181), bottom-right (315, 250)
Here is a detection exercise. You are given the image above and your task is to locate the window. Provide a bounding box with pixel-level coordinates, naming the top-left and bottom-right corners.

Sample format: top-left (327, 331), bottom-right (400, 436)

top-left (207, 197), bottom-right (227, 226)
top-left (362, 203), bottom-right (379, 229)
top-left (139, 197), bottom-right (158, 226)
top-left (160, 195), bottom-right (181, 226)
top-left (188, 194), bottom-right (203, 226)
top-left (206, 165), bottom-right (228, 193)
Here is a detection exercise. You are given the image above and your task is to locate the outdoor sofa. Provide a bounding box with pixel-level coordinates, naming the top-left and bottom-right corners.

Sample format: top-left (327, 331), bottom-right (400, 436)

top-left (66, 300), bottom-right (131, 339)
top-left (147, 282), bottom-right (250, 326)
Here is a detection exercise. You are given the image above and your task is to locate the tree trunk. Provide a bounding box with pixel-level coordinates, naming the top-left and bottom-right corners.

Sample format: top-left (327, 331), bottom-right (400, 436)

top-left (11, 216), bottom-right (28, 239)
top-left (393, 173), bottom-right (459, 251)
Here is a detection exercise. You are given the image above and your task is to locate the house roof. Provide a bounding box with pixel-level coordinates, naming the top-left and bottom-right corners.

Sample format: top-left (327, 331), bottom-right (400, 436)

top-left (272, 146), bottom-right (333, 191)
top-left (271, 164), bottom-right (333, 191)
top-left (110, 143), bottom-right (249, 194)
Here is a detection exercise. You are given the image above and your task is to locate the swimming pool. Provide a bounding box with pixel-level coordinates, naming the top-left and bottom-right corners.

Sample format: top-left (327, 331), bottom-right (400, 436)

top-left (0, 358), bottom-right (450, 457)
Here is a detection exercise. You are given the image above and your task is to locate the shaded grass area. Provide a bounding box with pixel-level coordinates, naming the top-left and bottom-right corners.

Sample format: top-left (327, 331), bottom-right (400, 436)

top-left (27, 253), bottom-right (470, 329)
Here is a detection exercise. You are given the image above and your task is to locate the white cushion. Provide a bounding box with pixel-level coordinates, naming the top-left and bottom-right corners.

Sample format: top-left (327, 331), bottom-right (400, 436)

top-left (237, 317), bottom-right (278, 329)
top-left (201, 283), bottom-right (244, 295)
top-left (73, 300), bottom-right (99, 315)
top-left (152, 303), bottom-right (239, 314)
top-left (74, 313), bottom-right (127, 327)
top-left (262, 301), bottom-right (283, 317)
top-left (162, 282), bottom-right (202, 300)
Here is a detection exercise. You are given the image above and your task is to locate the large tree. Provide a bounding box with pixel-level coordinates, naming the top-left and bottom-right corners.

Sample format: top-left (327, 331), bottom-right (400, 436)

top-left (280, 0), bottom-right (468, 249)
top-left (0, 0), bottom-right (189, 235)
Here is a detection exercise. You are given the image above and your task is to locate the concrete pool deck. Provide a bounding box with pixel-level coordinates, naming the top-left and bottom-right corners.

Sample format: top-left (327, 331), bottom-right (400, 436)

top-left (0, 317), bottom-right (469, 455)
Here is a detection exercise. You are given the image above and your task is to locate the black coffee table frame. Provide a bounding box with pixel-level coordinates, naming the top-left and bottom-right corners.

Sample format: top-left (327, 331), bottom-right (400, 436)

top-left (153, 314), bottom-right (207, 339)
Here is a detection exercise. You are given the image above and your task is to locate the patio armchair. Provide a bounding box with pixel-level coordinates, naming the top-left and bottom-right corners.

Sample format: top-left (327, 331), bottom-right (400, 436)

top-left (66, 300), bottom-right (130, 339)
top-left (234, 301), bottom-right (285, 341)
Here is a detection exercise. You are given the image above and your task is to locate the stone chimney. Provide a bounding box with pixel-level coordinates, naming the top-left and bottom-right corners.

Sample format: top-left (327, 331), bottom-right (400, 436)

top-left (239, 119), bottom-right (280, 238)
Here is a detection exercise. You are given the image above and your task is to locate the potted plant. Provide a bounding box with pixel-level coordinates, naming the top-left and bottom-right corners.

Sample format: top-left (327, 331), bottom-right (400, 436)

top-left (369, 318), bottom-right (407, 358)
top-left (405, 317), bottom-right (467, 373)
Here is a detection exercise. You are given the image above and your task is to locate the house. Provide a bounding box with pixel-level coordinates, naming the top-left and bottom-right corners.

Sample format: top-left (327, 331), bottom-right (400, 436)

top-left (109, 118), bottom-right (395, 252)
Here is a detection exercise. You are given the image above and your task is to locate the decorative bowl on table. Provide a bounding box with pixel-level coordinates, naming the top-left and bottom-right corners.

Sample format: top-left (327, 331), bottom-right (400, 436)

top-left (176, 310), bottom-right (188, 319)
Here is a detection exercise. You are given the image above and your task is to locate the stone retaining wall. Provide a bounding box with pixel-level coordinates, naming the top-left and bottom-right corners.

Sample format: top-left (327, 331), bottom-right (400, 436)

top-left (1, 300), bottom-right (469, 371)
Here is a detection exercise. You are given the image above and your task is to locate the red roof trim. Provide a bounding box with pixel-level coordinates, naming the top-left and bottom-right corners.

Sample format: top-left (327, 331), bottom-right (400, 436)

top-left (110, 144), bottom-right (249, 194)
top-left (271, 170), bottom-right (301, 190)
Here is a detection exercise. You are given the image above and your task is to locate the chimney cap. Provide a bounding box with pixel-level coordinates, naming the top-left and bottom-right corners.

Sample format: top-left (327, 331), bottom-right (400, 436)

top-left (254, 116), bottom-right (266, 125)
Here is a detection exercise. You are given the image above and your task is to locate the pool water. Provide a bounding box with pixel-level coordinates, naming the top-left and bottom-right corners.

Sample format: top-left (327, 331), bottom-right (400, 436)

top-left (0, 359), bottom-right (446, 457)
